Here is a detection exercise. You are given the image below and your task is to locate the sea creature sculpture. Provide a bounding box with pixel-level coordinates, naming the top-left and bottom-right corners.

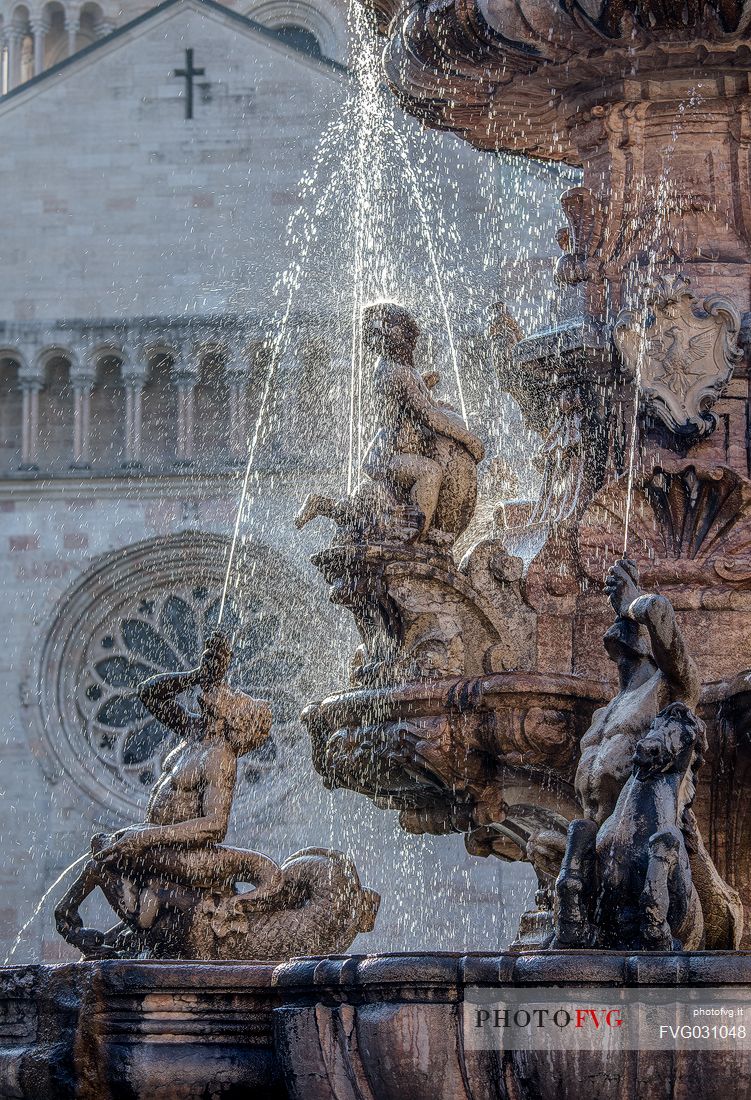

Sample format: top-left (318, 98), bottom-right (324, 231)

top-left (54, 631), bottom-right (379, 959)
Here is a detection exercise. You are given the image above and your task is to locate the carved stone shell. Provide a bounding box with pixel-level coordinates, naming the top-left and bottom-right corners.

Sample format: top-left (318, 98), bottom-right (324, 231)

top-left (579, 464), bottom-right (751, 586)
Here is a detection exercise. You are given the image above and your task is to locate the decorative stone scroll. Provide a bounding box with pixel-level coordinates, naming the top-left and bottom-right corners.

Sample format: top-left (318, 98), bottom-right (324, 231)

top-left (613, 275), bottom-right (742, 441)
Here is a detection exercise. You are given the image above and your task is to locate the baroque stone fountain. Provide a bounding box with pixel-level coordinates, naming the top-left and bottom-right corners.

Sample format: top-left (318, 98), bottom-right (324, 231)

top-left (6, 3), bottom-right (751, 1099)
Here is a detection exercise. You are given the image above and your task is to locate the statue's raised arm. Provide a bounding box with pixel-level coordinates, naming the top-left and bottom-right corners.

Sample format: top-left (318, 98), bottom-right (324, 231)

top-left (137, 630), bottom-right (233, 734)
top-left (605, 558), bottom-right (700, 705)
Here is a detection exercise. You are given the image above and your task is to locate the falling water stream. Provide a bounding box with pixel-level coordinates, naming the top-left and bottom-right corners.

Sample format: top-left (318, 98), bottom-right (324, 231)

top-left (217, 4), bottom-right (473, 620)
top-left (4, 853), bottom-right (90, 964)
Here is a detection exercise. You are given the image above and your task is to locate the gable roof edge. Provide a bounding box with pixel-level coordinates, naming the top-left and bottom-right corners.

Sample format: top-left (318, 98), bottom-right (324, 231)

top-left (0, 0), bottom-right (350, 108)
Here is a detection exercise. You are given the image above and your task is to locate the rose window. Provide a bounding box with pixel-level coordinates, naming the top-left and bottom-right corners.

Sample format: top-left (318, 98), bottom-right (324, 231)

top-left (82, 586), bottom-right (304, 796)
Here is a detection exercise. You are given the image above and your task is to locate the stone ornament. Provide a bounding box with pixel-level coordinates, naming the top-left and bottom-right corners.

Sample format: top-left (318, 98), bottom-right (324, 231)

top-left (579, 464), bottom-right (751, 587)
top-left (362, 0), bottom-right (751, 155)
top-left (294, 303), bottom-right (536, 688)
top-left (54, 631), bottom-right (379, 961)
top-left (568, 558), bottom-right (742, 949)
top-left (613, 275), bottom-right (742, 440)
top-left (296, 302), bottom-right (485, 551)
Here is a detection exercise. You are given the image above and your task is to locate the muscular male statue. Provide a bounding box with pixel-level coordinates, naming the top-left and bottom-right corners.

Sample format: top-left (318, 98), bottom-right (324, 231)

top-left (572, 557), bottom-right (742, 948)
top-left (296, 302), bottom-right (484, 546)
top-left (55, 631), bottom-right (283, 954)
top-left (575, 557), bottom-right (700, 824)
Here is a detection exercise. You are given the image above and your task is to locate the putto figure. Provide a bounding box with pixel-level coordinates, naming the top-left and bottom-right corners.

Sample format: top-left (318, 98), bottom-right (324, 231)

top-left (296, 302), bottom-right (484, 547)
top-left (55, 631), bottom-right (379, 960)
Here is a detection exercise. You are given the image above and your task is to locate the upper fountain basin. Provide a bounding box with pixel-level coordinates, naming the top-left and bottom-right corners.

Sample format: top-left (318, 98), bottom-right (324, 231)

top-left (365, 0), bottom-right (751, 156)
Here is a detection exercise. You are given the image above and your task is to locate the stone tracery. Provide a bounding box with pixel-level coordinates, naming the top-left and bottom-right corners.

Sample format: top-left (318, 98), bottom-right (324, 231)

top-left (24, 531), bottom-right (313, 822)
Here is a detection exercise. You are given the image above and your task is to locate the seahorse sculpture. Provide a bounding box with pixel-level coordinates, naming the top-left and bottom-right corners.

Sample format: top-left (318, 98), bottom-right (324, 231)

top-left (552, 702), bottom-right (706, 950)
top-left (54, 631), bottom-right (380, 960)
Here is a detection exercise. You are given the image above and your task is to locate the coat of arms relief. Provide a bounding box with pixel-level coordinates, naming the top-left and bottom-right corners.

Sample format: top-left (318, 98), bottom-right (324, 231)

top-left (614, 275), bottom-right (743, 440)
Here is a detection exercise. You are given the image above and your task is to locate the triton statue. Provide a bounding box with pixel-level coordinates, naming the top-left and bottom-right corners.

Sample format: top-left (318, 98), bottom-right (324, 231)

top-left (554, 702), bottom-right (706, 950)
top-left (548, 558), bottom-right (743, 949)
top-left (54, 631), bottom-right (379, 960)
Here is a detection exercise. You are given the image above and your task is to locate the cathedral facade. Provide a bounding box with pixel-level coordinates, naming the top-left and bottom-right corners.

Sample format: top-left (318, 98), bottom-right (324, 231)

top-left (0, 0), bottom-right (565, 960)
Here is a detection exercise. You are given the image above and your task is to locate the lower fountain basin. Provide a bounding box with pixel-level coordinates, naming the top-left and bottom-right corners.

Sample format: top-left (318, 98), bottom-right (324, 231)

top-left (0, 960), bottom-right (284, 1100)
top-left (273, 951), bottom-right (751, 1100)
top-left (4, 953), bottom-right (751, 1099)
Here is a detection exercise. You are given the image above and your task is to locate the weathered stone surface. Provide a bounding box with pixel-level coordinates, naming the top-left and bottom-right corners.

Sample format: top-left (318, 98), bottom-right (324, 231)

top-left (273, 951), bottom-right (751, 1100)
top-left (7, 953), bottom-right (751, 1099)
top-left (0, 961), bottom-right (283, 1100)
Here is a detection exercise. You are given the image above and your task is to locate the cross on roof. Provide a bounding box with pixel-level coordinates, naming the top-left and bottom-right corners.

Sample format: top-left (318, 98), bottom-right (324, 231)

top-left (173, 48), bottom-right (205, 120)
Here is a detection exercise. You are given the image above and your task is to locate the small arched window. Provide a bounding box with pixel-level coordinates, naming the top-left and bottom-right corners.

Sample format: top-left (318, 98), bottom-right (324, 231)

top-left (273, 23), bottom-right (322, 58)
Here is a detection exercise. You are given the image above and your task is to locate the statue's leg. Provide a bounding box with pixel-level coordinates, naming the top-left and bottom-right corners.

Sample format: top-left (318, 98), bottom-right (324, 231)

top-left (54, 860), bottom-right (121, 956)
top-left (294, 493), bottom-right (338, 529)
top-left (640, 827), bottom-right (683, 950)
top-left (551, 819), bottom-right (598, 948)
top-left (389, 454), bottom-right (442, 537)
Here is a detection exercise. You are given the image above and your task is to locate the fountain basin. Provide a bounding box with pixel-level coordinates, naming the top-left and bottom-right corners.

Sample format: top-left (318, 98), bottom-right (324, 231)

top-left (4, 953), bottom-right (751, 1098)
top-left (303, 672), bottom-right (606, 853)
top-left (274, 951), bottom-right (751, 1100)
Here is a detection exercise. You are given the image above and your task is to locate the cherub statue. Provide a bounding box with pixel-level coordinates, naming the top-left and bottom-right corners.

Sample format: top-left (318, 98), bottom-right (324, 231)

top-left (55, 631), bottom-right (379, 959)
top-left (296, 303), bottom-right (484, 548)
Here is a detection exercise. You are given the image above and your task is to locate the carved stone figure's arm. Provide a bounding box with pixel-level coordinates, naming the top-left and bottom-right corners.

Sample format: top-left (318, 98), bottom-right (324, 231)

top-left (138, 670), bottom-right (199, 732)
top-left (627, 593), bottom-right (700, 705)
top-left (138, 630), bottom-right (232, 731)
top-left (99, 749), bottom-right (236, 860)
top-left (393, 366), bottom-right (485, 461)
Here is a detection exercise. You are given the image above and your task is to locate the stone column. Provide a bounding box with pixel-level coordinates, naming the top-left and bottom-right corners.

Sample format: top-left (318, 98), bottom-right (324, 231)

top-left (70, 369), bottom-right (95, 469)
top-left (121, 355), bottom-right (147, 468)
top-left (225, 352), bottom-right (249, 466)
top-left (65, 14), bottom-right (79, 56)
top-left (30, 19), bottom-right (47, 77)
top-left (19, 377), bottom-right (42, 470)
top-left (5, 30), bottom-right (23, 90)
top-left (172, 354), bottom-right (198, 466)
